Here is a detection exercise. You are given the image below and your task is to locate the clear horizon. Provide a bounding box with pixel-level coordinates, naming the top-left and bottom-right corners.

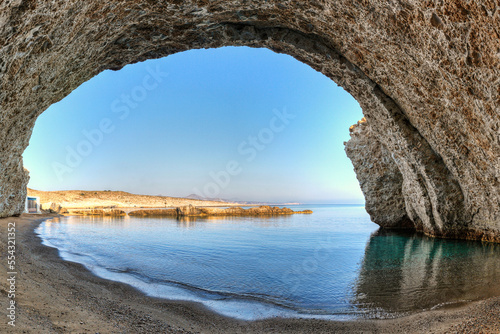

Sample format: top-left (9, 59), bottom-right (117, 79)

top-left (23, 46), bottom-right (365, 204)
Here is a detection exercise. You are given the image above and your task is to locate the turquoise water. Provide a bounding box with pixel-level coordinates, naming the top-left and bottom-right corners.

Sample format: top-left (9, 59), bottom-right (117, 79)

top-left (36, 205), bottom-right (500, 320)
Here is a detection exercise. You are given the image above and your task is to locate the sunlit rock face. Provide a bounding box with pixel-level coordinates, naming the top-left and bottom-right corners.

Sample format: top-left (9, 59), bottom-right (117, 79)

top-left (0, 163), bottom-right (28, 217)
top-left (345, 119), bottom-right (413, 229)
top-left (0, 1), bottom-right (498, 240)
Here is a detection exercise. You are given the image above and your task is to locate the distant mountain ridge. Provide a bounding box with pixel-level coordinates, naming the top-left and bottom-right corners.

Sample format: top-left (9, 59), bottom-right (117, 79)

top-left (186, 194), bottom-right (229, 203)
top-left (186, 194), bottom-right (299, 206)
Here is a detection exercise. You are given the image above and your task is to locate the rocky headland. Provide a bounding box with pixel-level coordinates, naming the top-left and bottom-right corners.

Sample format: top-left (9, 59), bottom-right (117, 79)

top-left (27, 188), bottom-right (239, 211)
top-left (26, 189), bottom-right (311, 218)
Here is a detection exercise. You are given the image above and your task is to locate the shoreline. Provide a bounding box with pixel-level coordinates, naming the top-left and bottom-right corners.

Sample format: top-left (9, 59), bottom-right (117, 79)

top-left (1, 215), bottom-right (500, 333)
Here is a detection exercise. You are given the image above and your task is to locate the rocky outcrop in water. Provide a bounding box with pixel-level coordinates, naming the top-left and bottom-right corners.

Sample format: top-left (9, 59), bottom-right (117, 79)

top-left (0, 1), bottom-right (498, 241)
top-left (130, 205), bottom-right (313, 217)
top-left (71, 209), bottom-right (127, 217)
top-left (128, 209), bottom-right (178, 217)
top-left (41, 202), bottom-right (64, 214)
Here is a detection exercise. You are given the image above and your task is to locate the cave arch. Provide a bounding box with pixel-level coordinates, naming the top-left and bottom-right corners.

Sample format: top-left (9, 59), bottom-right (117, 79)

top-left (1, 1), bottom-right (499, 241)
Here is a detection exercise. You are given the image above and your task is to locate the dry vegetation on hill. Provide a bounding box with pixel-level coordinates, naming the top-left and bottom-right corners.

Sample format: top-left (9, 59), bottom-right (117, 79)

top-left (27, 188), bottom-right (237, 209)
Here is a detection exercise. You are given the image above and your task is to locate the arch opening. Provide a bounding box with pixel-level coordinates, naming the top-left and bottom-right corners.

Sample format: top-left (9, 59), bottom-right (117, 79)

top-left (1, 1), bottom-right (499, 241)
top-left (23, 46), bottom-right (366, 206)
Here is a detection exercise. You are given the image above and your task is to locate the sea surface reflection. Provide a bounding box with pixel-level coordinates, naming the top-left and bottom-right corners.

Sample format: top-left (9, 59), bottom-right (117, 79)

top-left (353, 229), bottom-right (500, 316)
top-left (37, 205), bottom-right (500, 320)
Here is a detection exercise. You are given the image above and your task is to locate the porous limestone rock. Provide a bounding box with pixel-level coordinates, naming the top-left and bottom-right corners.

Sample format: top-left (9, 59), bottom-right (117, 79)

top-left (176, 205), bottom-right (204, 217)
top-left (133, 205), bottom-right (312, 217)
top-left (0, 164), bottom-right (28, 217)
top-left (0, 1), bottom-right (498, 241)
top-left (345, 118), bottom-right (413, 229)
top-left (40, 202), bottom-right (62, 213)
top-left (70, 209), bottom-right (126, 216)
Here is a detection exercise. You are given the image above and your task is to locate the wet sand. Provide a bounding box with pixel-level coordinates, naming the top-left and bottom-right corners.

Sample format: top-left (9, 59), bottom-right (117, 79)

top-left (1, 214), bottom-right (500, 333)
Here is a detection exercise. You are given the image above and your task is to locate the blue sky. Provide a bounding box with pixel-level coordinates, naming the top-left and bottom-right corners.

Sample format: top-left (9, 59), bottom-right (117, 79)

top-left (23, 47), bottom-right (364, 204)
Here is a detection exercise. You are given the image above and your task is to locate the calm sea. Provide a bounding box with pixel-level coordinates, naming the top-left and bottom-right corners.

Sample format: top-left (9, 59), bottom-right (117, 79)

top-left (36, 205), bottom-right (500, 320)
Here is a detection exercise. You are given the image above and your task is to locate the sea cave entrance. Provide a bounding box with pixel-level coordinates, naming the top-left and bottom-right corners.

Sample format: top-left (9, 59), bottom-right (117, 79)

top-left (3, 2), bottom-right (495, 241)
top-left (23, 46), bottom-right (365, 206)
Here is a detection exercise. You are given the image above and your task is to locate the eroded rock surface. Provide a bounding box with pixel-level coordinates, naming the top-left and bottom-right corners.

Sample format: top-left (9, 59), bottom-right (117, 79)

top-left (0, 1), bottom-right (498, 240)
top-left (345, 118), bottom-right (412, 229)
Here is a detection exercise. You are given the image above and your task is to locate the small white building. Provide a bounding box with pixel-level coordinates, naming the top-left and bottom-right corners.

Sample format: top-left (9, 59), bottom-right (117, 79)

top-left (24, 196), bottom-right (41, 214)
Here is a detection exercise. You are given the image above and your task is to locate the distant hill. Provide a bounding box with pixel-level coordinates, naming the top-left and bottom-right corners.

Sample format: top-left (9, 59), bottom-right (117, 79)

top-left (186, 194), bottom-right (297, 206)
top-left (28, 189), bottom-right (238, 210)
top-left (186, 194), bottom-right (229, 202)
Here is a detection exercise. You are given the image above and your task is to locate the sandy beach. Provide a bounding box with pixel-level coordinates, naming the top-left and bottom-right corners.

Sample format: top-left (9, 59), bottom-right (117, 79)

top-left (1, 215), bottom-right (500, 334)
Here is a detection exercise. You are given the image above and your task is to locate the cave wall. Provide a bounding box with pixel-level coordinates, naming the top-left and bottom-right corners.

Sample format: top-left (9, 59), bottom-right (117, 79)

top-left (0, 1), bottom-right (498, 241)
top-left (345, 118), bottom-right (413, 229)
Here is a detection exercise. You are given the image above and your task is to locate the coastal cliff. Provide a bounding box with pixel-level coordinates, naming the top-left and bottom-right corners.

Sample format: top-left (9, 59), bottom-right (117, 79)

top-left (346, 117), bottom-right (500, 242)
top-left (344, 118), bottom-right (413, 229)
top-left (0, 1), bottom-right (498, 241)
